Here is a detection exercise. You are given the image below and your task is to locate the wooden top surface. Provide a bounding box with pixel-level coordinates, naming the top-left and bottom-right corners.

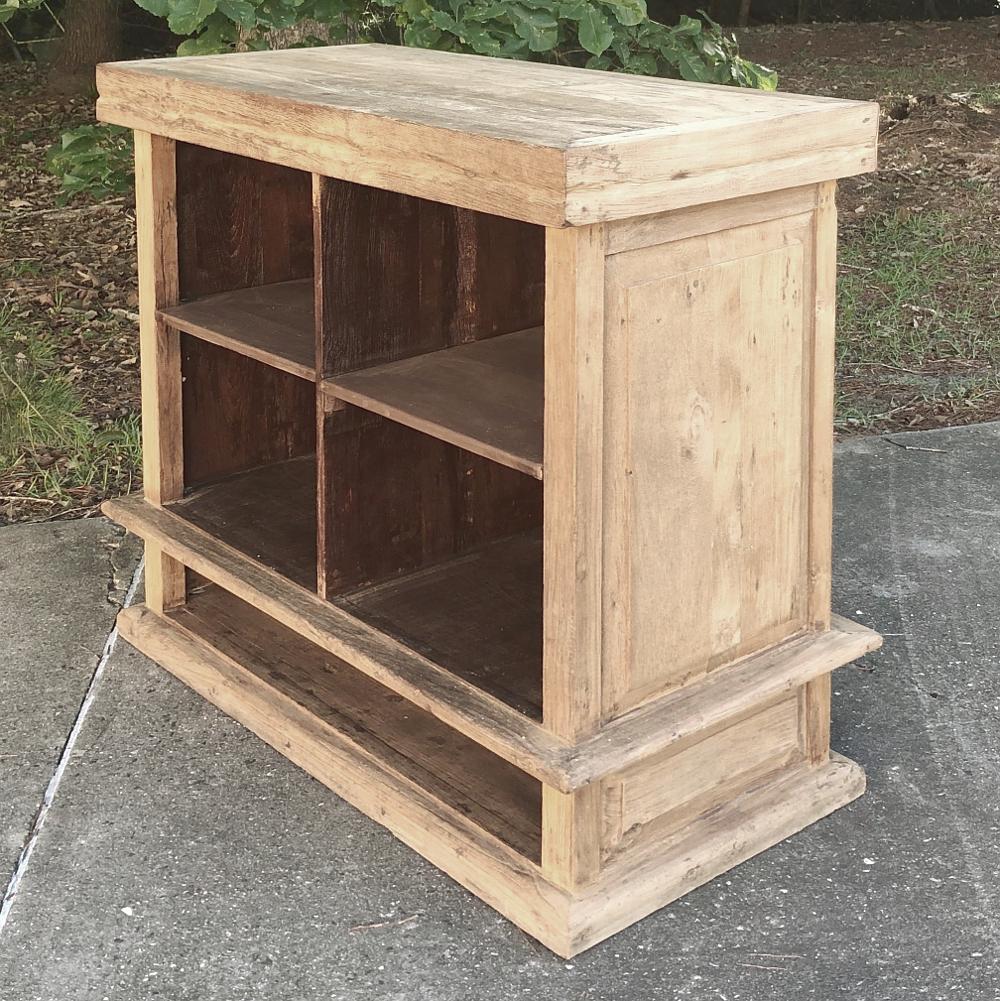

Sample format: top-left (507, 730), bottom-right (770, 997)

top-left (97, 45), bottom-right (878, 225)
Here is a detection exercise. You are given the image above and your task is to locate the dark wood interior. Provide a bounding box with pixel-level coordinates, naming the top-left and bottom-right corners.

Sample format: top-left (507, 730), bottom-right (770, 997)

top-left (169, 151), bottom-right (547, 719)
top-left (172, 580), bottom-right (542, 861)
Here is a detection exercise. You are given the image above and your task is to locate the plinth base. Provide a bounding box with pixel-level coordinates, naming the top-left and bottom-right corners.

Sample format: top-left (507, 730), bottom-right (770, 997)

top-left (118, 598), bottom-right (865, 958)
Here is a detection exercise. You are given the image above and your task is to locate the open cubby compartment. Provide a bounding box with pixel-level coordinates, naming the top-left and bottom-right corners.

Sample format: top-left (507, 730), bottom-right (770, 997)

top-left (313, 177), bottom-right (547, 718)
top-left (162, 146), bottom-right (318, 590)
top-left (174, 572), bottom-right (543, 862)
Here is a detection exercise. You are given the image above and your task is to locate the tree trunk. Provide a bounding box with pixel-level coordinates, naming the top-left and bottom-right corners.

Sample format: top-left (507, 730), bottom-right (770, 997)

top-left (48, 0), bottom-right (121, 95)
top-left (737, 0), bottom-right (752, 28)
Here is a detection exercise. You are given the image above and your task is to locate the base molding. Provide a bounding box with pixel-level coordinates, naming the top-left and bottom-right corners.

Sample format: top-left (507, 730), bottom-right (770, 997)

top-left (118, 601), bottom-right (865, 957)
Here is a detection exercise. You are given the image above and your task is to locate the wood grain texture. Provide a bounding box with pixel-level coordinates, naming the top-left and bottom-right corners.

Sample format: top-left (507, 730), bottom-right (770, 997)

top-left (314, 176), bottom-right (544, 378)
top-left (97, 46), bottom-right (878, 225)
top-left (160, 279), bottom-right (314, 381)
top-left (317, 409), bottom-right (542, 597)
top-left (104, 492), bottom-right (881, 792)
top-left (543, 224), bottom-right (605, 741)
top-left (103, 493), bottom-right (573, 789)
top-left (341, 532), bottom-right (542, 719)
top-left (603, 211), bottom-right (814, 716)
top-left (601, 694), bottom-right (801, 855)
top-left (175, 143), bottom-right (312, 299)
top-left (323, 326), bottom-right (544, 478)
top-left (564, 753), bottom-right (866, 955)
top-left (314, 176), bottom-right (544, 597)
top-left (133, 131), bottom-right (184, 613)
top-left (181, 336), bottom-right (315, 489)
top-left (170, 583), bottom-right (542, 859)
top-left (170, 454), bottom-right (316, 591)
top-left (116, 603), bottom-right (576, 954)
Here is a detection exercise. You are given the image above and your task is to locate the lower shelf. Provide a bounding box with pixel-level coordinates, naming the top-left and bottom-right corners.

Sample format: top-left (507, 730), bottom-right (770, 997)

top-left (151, 582), bottom-right (542, 861)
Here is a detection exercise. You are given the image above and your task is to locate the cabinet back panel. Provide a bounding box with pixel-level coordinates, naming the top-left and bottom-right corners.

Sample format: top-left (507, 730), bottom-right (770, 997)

top-left (175, 144), bottom-right (313, 300)
top-left (181, 336), bottom-right (315, 488)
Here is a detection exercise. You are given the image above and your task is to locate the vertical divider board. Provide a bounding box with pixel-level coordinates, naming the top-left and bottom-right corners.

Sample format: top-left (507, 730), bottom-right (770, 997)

top-left (134, 131), bottom-right (184, 614)
top-left (312, 176), bottom-right (546, 598)
top-left (174, 145), bottom-right (316, 492)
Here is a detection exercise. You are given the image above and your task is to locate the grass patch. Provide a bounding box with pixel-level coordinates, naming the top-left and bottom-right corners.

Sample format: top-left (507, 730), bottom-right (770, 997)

top-left (0, 308), bottom-right (141, 514)
top-left (837, 208), bottom-right (1000, 370)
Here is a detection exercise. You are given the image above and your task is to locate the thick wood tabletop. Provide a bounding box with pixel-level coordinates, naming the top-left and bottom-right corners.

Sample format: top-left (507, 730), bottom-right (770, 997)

top-left (97, 44), bottom-right (878, 226)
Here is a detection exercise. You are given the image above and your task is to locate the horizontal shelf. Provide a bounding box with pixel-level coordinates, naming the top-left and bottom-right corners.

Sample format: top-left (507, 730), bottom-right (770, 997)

top-left (323, 327), bottom-right (544, 479)
top-left (152, 584), bottom-right (542, 860)
top-left (168, 455), bottom-right (317, 591)
top-left (342, 534), bottom-right (542, 720)
top-left (104, 492), bottom-right (883, 791)
top-left (159, 279), bottom-right (315, 380)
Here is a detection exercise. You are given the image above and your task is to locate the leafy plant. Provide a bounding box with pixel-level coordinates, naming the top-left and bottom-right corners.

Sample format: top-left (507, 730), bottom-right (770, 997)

top-left (46, 124), bottom-right (134, 202)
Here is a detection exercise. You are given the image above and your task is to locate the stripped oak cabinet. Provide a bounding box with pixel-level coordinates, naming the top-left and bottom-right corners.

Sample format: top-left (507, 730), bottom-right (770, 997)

top-left (98, 44), bottom-right (882, 956)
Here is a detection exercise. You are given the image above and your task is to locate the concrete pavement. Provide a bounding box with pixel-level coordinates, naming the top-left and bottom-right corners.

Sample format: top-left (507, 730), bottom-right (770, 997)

top-left (0, 424), bottom-right (997, 1000)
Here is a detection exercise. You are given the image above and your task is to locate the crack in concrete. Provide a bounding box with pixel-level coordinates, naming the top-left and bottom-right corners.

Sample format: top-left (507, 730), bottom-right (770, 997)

top-left (0, 554), bottom-right (145, 938)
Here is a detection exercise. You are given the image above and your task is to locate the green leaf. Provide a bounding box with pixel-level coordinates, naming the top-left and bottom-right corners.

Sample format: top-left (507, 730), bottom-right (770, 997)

top-left (577, 5), bottom-right (612, 56)
top-left (675, 48), bottom-right (711, 82)
top-left (511, 4), bottom-right (558, 52)
top-left (601, 0), bottom-right (645, 27)
top-left (132, 0), bottom-right (170, 15)
top-left (217, 0), bottom-right (256, 26)
top-left (168, 0), bottom-right (219, 35)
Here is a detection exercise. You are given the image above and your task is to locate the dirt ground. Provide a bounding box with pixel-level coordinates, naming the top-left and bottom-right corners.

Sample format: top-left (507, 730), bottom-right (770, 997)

top-left (1, 17), bottom-right (999, 521)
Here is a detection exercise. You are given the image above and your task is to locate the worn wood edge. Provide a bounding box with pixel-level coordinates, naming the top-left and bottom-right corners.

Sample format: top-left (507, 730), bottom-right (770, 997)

top-left (103, 494), bottom-right (881, 791)
top-left (116, 603), bottom-right (578, 955)
top-left (103, 493), bottom-right (574, 790)
top-left (321, 325), bottom-right (545, 479)
top-left (563, 752), bottom-right (866, 955)
top-left (563, 102), bottom-right (878, 226)
top-left (563, 616), bottom-right (882, 788)
top-left (158, 280), bottom-right (316, 382)
top-left (96, 71), bottom-right (569, 228)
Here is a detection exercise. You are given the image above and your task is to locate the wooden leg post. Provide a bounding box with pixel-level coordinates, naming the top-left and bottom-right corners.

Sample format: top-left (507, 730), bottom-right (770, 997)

top-left (134, 131), bottom-right (184, 612)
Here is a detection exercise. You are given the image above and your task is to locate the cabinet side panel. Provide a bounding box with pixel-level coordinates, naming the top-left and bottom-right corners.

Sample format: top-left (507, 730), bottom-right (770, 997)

top-left (603, 215), bottom-right (813, 715)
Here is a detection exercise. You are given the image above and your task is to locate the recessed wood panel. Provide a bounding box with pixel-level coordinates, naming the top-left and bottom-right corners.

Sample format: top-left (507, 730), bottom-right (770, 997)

top-left (602, 694), bottom-right (802, 856)
top-left (603, 216), bottom-right (813, 716)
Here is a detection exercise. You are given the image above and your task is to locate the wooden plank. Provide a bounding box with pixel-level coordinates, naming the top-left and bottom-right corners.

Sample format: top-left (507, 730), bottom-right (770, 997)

top-left (605, 185), bottom-right (820, 256)
top-left (542, 224), bottom-right (605, 742)
top-left (170, 454), bottom-right (316, 591)
top-left (105, 492), bottom-right (881, 791)
top-left (602, 214), bottom-right (814, 717)
top-left (561, 614), bottom-right (880, 790)
top-left (342, 532), bottom-right (542, 720)
top-left (602, 694), bottom-right (801, 853)
top-left (133, 131), bottom-right (184, 614)
top-left (541, 224), bottom-right (606, 894)
top-left (564, 103), bottom-right (877, 226)
top-left (103, 492), bottom-right (573, 790)
top-left (175, 143), bottom-right (313, 300)
top-left (169, 583), bottom-right (541, 859)
top-left (116, 603), bottom-right (576, 955)
top-left (323, 327), bottom-right (543, 478)
top-left (159, 279), bottom-right (314, 381)
top-left (180, 336), bottom-right (316, 489)
top-left (97, 46), bottom-right (878, 225)
top-left (313, 176), bottom-right (544, 596)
